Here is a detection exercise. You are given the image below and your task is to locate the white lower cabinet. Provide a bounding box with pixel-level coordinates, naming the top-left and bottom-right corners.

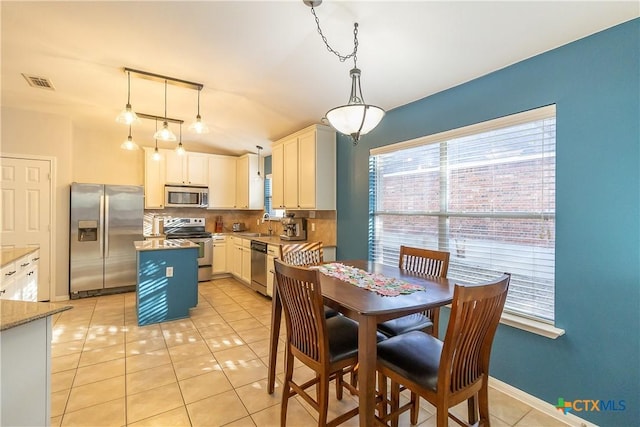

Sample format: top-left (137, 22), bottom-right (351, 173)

top-left (212, 238), bottom-right (226, 274)
top-left (241, 239), bottom-right (251, 284)
top-left (1, 249), bottom-right (39, 302)
top-left (232, 238), bottom-right (242, 278)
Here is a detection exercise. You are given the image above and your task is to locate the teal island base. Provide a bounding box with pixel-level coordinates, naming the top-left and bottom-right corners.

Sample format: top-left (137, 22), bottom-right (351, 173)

top-left (135, 241), bottom-right (198, 326)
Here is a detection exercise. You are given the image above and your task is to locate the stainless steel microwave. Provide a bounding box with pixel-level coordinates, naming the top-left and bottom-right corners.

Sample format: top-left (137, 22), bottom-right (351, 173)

top-left (165, 185), bottom-right (208, 208)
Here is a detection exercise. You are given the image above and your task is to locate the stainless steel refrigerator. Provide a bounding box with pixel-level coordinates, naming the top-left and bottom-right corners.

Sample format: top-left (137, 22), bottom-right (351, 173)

top-left (69, 183), bottom-right (144, 298)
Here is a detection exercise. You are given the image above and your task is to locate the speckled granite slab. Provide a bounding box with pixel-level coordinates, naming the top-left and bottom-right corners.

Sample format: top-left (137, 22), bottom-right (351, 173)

top-left (0, 300), bottom-right (72, 331)
top-left (1, 247), bottom-right (39, 268)
top-left (134, 239), bottom-right (199, 251)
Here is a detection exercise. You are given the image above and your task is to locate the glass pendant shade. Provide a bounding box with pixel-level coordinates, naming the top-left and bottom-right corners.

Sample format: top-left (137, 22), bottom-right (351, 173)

top-left (152, 146), bottom-right (162, 161)
top-left (326, 104), bottom-right (385, 137)
top-left (175, 142), bottom-right (186, 155)
top-left (325, 68), bottom-right (384, 144)
top-left (120, 135), bottom-right (139, 150)
top-left (116, 104), bottom-right (139, 125)
top-left (188, 115), bottom-right (209, 134)
top-left (120, 126), bottom-right (140, 150)
top-left (153, 121), bottom-right (176, 141)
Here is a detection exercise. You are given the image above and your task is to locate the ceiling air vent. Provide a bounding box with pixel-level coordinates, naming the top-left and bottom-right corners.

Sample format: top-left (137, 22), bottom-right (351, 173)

top-left (21, 73), bottom-right (55, 90)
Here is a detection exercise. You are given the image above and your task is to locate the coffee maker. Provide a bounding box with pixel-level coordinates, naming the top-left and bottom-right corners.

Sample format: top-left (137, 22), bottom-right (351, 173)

top-left (280, 214), bottom-right (307, 241)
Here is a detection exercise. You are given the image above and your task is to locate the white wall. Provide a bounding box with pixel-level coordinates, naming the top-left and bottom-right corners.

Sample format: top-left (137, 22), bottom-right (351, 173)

top-left (1, 107), bottom-right (149, 300)
top-left (72, 125), bottom-right (143, 184)
top-left (1, 107), bottom-right (73, 300)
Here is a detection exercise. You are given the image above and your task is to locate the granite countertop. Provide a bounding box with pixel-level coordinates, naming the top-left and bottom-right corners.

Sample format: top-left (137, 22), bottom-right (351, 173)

top-left (0, 300), bottom-right (72, 331)
top-left (134, 239), bottom-right (199, 251)
top-left (1, 247), bottom-right (39, 268)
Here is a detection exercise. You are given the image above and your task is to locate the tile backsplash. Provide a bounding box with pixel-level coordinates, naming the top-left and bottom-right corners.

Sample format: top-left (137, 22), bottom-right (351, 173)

top-left (144, 208), bottom-right (336, 246)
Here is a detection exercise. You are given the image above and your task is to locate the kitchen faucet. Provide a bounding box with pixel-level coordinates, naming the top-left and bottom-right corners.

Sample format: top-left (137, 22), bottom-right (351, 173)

top-left (262, 212), bottom-right (273, 236)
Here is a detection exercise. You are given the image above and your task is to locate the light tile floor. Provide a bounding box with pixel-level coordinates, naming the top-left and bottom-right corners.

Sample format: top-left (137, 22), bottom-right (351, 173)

top-left (50, 277), bottom-right (569, 427)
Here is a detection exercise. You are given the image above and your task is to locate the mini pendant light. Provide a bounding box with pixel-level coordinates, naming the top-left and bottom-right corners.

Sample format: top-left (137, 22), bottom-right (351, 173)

top-left (175, 123), bottom-right (186, 155)
top-left (188, 87), bottom-right (209, 134)
top-left (152, 119), bottom-right (162, 161)
top-left (255, 145), bottom-right (264, 181)
top-left (115, 71), bottom-right (139, 125)
top-left (120, 125), bottom-right (140, 150)
top-left (153, 80), bottom-right (176, 141)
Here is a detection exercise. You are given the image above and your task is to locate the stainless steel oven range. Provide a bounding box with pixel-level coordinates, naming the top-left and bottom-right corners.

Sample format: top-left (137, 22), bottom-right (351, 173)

top-left (164, 217), bottom-right (212, 282)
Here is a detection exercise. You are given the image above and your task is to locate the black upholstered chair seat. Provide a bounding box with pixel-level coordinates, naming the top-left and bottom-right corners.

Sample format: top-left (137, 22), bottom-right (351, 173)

top-left (377, 312), bottom-right (433, 337)
top-left (324, 305), bottom-right (339, 318)
top-left (377, 331), bottom-right (443, 392)
top-left (327, 315), bottom-right (387, 364)
top-left (326, 315), bottom-right (360, 363)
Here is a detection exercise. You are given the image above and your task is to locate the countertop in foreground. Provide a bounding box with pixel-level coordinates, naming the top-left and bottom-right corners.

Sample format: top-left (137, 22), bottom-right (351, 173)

top-left (134, 239), bottom-right (199, 251)
top-left (0, 300), bottom-right (72, 331)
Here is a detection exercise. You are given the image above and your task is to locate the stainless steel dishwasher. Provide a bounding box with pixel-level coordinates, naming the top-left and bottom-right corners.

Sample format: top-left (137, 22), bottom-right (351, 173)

top-left (250, 240), bottom-right (268, 295)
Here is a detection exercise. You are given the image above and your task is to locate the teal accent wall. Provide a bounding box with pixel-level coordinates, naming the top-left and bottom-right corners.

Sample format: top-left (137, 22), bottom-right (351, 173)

top-left (336, 19), bottom-right (639, 425)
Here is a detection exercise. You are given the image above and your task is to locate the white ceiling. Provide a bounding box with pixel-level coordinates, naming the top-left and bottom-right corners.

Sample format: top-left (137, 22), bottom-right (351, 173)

top-left (2, 1), bottom-right (638, 156)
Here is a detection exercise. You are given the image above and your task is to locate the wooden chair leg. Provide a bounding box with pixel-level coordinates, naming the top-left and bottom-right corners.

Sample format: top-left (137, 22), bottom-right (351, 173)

top-left (350, 363), bottom-right (358, 395)
top-left (336, 371), bottom-right (344, 401)
top-left (318, 375), bottom-right (330, 427)
top-left (281, 351), bottom-right (294, 427)
top-left (478, 382), bottom-right (490, 424)
top-left (390, 381), bottom-right (400, 427)
top-left (377, 372), bottom-right (388, 420)
top-left (467, 394), bottom-right (479, 425)
top-left (436, 402), bottom-right (448, 427)
top-left (410, 391), bottom-right (419, 425)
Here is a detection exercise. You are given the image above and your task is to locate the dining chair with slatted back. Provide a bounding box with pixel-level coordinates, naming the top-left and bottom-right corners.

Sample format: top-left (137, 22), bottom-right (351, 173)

top-left (377, 246), bottom-right (450, 339)
top-left (280, 241), bottom-right (338, 319)
top-left (280, 241), bottom-right (324, 266)
top-left (274, 259), bottom-right (360, 427)
top-left (376, 273), bottom-right (511, 427)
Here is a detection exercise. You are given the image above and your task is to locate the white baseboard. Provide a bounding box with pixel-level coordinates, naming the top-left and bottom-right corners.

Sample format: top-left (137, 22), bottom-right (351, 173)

top-left (489, 377), bottom-right (597, 427)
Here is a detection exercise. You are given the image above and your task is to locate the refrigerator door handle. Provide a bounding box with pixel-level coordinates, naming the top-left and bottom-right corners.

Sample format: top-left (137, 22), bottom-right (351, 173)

top-left (99, 194), bottom-right (105, 258)
top-left (104, 195), bottom-right (110, 258)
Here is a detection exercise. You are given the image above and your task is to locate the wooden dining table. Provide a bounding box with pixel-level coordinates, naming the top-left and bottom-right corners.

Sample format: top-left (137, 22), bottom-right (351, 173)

top-left (266, 259), bottom-right (455, 427)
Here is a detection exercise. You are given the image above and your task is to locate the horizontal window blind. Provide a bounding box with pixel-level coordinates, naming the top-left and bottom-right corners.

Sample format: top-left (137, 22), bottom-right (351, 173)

top-left (369, 106), bottom-right (556, 322)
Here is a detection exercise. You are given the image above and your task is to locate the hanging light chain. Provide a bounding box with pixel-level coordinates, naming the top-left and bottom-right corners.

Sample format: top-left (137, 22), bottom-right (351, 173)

top-left (310, 6), bottom-right (359, 65)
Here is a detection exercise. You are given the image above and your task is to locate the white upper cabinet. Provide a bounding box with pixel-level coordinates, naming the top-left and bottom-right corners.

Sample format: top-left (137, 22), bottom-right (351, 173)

top-left (208, 155), bottom-right (237, 209)
top-left (271, 144), bottom-right (284, 209)
top-left (272, 124), bottom-right (336, 210)
top-left (235, 154), bottom-right (264, 210)
top-left (165, 151), bottom-right (208, 186)
top-left (143, 147), bottom-right (166, 209)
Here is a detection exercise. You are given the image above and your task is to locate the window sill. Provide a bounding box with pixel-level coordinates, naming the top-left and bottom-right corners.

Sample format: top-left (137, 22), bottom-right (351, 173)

top-left (499, 312), bottom-right (565, 339)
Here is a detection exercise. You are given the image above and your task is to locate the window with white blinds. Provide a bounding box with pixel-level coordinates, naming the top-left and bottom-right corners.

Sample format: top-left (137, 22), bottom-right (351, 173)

top-left (369, 105), bottom-right (556, 322)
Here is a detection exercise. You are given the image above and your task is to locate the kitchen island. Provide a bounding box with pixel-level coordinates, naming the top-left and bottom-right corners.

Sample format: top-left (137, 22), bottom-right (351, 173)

top-left (1, 300), bottom-right (72, 426)
top-left (134, 239), bottom-right (199, 326)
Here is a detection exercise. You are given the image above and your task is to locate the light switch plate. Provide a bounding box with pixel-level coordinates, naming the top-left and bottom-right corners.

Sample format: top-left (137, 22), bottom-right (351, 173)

top-left (166, 266), bottom-right (173, 277)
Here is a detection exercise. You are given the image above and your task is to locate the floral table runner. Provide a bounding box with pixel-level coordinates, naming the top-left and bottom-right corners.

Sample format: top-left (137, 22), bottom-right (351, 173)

top-left (315, 263), bottom-right (425, 297)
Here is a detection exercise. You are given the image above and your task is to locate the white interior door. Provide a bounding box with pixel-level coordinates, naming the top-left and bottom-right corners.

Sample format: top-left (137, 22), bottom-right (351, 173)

top-left (0, 157), bottom-right (52, 301)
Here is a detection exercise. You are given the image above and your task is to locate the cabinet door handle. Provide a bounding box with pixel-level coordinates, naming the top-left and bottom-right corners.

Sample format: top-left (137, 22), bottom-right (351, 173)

top-left (33, 257), bottom-right (40, 261)
top-left (21, 262), bottom-right (30, 267)
top-left (0, 289), bottom-right (5, 295)
top-left (5, 271), bottom-right (16, 277)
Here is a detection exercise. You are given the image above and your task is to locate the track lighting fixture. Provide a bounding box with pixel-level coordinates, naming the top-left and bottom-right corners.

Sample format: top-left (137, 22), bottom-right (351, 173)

top-left (117, 68), bottom-right (205, 145)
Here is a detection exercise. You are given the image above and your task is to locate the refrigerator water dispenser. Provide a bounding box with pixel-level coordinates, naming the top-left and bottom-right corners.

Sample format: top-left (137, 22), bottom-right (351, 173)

top-left (78, 220), bottom-right (98, 241)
